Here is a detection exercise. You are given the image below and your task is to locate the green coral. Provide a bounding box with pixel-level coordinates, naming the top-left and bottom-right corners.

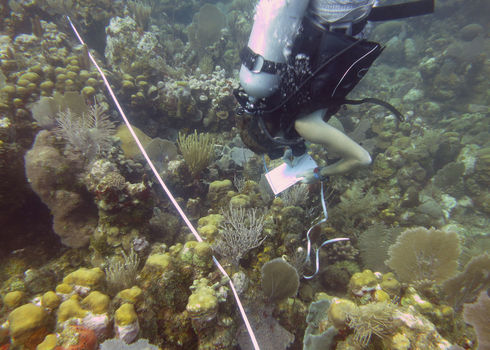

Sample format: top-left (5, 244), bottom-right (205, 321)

top-left (348, 269), bottom-right (379, 297)
top-left (177, 130), bottom-right (214, 178)
top-left (179, 241), bottom-right (213, 270)
top-left (186, 278), bottom-right (218, 316)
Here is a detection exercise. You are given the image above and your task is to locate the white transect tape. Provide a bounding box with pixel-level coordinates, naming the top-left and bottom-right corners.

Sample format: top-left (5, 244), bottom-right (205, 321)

top-left (66, 16), bottom-right (260, 350)
top-left (303, 181), bottom-right (349, 279)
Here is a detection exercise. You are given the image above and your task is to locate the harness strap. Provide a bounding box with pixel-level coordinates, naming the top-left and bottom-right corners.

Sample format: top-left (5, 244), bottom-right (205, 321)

top-left (343, 97), bottom-right (405, 122)
top-left (368, 0), bottom-right (434, 21)
top-left (262, 39), bottom-right (364, 115)
top-left (240, 46), bottom-right (286, 74)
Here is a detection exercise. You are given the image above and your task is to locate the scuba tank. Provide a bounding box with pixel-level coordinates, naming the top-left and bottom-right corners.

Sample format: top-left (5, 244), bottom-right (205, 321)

top-left (239, 0), bottom-right (310, 100)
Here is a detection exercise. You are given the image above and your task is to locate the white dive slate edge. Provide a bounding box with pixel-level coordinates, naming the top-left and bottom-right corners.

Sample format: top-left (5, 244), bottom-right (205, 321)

top-left (265, 154), bottom-right (317, 195)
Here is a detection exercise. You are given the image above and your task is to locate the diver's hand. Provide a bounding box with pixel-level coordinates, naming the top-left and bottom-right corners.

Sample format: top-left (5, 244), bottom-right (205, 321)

top-left (283, 150), bottom-right (308, 168)
top-left (297, 167), bottom-right (328, 184)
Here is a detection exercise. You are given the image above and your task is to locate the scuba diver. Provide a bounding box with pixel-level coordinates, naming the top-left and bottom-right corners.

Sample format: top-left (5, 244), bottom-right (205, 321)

top-left (234, 0), bottom-right (434, 183)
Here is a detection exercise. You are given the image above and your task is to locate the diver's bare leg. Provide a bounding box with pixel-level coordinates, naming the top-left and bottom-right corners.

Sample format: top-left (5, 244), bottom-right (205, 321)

top-left (294, 109), bottom-right (371, 176)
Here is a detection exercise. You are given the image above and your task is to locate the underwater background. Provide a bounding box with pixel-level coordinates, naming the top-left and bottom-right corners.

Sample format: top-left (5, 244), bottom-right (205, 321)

top-left (0, 0), bottom-right (488, 349)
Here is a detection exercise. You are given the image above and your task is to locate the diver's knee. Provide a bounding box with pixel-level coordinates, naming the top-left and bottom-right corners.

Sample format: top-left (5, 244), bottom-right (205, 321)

top-left (294, 118), bottom-right (310, 136)
top-left (358, 150), bottom-right (372, 166)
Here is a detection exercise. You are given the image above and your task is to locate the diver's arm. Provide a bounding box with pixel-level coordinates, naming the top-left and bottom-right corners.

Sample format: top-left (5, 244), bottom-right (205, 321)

top-left (294, 109), bottom-right (371, 180)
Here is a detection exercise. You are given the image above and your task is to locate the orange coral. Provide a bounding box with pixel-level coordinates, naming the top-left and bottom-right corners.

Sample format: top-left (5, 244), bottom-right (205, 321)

top-left (24, 327), bottom-right (49, 350)
top-left (55, 326), bottom-right (97, 350)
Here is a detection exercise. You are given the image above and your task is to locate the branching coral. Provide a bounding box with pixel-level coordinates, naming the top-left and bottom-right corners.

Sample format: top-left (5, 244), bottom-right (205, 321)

top-left (105, 248), bottom-right (141, 295)
top-left (385, 227), bottom-right (460, 283)
top-left (56, 103), bottom-right (116, 162)
top-left (177, 130), bottom-right (214, 178)
top-left (127, 0), bottom-right (152, 30)
top-left (213, 204), bottom-right (266, 266)
top-left (280, 183), bottom-right (310, 207)
top-left (345, 301), bottom-right (396, 347)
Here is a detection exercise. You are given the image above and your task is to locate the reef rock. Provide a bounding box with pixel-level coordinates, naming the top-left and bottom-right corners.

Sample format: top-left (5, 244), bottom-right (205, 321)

top-left (24, 130), bottom-right (98, 247)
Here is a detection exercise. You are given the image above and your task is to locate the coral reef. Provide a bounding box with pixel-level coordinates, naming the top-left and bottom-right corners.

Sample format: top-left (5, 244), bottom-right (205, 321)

top-left (0, 0), bottom-right (488, 349)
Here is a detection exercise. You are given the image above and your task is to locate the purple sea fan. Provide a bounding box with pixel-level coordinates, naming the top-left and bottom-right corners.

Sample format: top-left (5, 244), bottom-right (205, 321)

top-left (56, 103), bottom-right (116, 162)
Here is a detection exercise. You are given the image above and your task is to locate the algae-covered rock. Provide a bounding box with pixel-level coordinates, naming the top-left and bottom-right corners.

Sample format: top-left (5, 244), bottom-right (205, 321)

top-left (320, 260), bottom-right (360, 294)
top-left (474, 146), bottom-right (490, 186)
top-left (24, 130), bottom-right (98, 248)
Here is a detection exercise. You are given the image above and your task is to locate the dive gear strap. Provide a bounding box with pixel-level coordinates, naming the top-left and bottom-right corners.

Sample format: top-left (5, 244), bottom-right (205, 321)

top-left (240, 46), bottom-right (286, 74)
top-left (234, 0), bottom-right (434, 158)
top-left (368, 0), bottom-right (435, 22)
